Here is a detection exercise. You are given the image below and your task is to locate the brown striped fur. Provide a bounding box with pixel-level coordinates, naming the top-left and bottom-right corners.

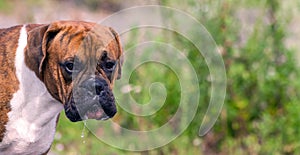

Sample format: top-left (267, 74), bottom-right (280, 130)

top-left (24, 21), bottom-right (123, 104)
top-left (0, 25), bottom-right (22, 141)
top-left (0, 21), bottom-right (122, 154)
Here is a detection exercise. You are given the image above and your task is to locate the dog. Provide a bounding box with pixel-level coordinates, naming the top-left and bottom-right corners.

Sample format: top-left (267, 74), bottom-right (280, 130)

top-left (0, 21), bottom-right (123, 154)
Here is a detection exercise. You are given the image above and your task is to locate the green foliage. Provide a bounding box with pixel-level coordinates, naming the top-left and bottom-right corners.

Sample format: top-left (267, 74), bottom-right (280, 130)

top-left (190, 0), bottom-right (300, 154)
top-left (52, 0), bottom-right (300, 154)
top-left (0, 0), bottom-right (12, 13)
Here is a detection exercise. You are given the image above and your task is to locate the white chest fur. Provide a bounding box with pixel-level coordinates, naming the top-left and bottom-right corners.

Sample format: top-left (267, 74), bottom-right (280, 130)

top-left (0, 25), bottom-right (64, 154)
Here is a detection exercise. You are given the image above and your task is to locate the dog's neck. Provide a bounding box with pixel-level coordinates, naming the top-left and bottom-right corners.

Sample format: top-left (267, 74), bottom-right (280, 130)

top-left (0, 25), bottom-right (63, 154)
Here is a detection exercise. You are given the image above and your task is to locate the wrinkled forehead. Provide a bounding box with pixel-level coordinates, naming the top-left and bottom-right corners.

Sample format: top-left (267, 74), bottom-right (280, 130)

top-left (75, 26), bottom-right (118, 63)
top-left (58, 24), bottom-right (119, 64)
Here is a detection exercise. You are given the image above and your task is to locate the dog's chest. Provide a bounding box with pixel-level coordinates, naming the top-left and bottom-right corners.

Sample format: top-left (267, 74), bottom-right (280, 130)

top-left (2, 92), bottom-right (62, 154)
top-left (2, 112), bottom-right (60, 155)
top-left (0, 25), bottom-right (63, 154)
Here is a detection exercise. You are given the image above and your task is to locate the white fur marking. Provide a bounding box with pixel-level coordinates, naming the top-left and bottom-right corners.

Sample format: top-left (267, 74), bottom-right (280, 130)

top-left (0, 25), bottom-right (64, 154)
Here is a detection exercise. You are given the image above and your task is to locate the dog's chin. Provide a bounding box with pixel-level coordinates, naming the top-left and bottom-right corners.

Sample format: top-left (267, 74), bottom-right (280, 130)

top-left (84, 105), bottom-right (110, 121)
top-left (64, 96), bottom-right (117, 122)
top-left (64, 103), bottom-right (110, 122)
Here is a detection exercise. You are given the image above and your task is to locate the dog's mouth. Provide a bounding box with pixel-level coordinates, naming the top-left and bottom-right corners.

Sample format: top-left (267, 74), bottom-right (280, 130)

top-left (64, 93), bottom-right (116, 122)
top-left (64, 78), bottom-right (117, 122)
top-left (86, 105), bottom-right (108, 120)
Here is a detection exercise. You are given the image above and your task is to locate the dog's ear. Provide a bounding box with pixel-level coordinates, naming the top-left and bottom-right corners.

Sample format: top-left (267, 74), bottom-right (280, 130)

top-left (26, 24), bottom-right (61, 77)
top-left (109, 27), bottom-right (123, 80)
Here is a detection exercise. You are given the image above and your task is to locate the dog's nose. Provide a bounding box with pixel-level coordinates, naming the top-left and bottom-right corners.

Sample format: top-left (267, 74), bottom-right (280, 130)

top-left (86, 78), bottom-right (108, 95)
top-left (84, 77), bottom-right (109, 96)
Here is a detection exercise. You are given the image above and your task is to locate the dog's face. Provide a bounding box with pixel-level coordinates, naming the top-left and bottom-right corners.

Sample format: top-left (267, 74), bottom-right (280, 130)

top-left (26, 21), bottom-right (123, 122)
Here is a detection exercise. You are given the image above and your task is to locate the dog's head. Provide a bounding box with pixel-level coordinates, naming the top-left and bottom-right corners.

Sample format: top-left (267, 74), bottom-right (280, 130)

top-left (25, 21), bottom-right (123, 122)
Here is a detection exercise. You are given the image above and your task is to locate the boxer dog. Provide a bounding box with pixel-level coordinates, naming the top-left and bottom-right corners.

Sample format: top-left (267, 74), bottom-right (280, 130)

top-left (0, 21), bottom-right (123, 154)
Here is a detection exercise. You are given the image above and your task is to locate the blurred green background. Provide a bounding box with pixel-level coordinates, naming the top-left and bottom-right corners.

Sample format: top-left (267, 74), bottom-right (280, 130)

top-left (1, 0), bottom-right (300, 154)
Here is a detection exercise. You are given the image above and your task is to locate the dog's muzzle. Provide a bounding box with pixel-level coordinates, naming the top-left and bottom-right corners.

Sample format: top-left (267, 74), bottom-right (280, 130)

top-left (64, 77), bottom-right (117, 122)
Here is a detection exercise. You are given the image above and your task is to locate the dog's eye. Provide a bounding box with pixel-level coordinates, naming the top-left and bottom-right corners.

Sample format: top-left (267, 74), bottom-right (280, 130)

top-left (105, 61), bottom-right (115, 70)
top-left (65, 62), bottom-right (74, 74)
